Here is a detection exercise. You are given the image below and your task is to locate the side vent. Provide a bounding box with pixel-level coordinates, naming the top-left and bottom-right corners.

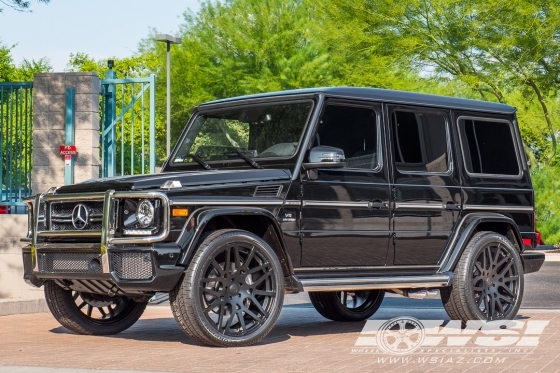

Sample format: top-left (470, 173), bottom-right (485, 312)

top-left (254, 185), bottom-right (283, 198)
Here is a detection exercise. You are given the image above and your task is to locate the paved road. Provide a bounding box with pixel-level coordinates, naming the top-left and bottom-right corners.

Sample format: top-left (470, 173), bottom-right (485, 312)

top-left (0, 259), bottom-right (556, 373)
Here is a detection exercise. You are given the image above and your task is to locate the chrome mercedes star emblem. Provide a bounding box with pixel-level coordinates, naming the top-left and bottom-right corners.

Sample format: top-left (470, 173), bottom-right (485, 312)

top-left (72, 204), bottom-right (90, 230)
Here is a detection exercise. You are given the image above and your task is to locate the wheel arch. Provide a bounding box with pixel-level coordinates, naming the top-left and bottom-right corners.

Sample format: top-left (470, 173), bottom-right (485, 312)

top-left (439, 213), bottom-right (523, 273)
top-left (176, 207), bottom-right (294, 277)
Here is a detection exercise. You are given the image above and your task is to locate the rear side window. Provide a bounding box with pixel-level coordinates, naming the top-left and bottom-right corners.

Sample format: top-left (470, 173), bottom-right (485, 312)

top-left (391, 110), bottom-right (449, 173)
top-left (458, 118), bottom-right (520, 176)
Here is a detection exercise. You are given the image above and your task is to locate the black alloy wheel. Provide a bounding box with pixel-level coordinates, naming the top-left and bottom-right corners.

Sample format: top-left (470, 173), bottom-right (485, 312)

top-left (170, 229), bottom-right (284, 347)
top-left (44, 280), bottom-right (147, 335)
top-left (309, 289), bottom-right (385, 321)
top-left (441, 231), bottom-right (524, 323)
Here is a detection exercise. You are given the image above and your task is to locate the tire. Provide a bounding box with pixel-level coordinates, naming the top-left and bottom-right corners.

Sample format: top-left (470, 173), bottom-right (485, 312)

top-left (441, 231), bottom-right (524, 323)
top-left (44, 280), bottom-right (147, 335)
top-left (309, 290), bottom-right (384, 321)
top-left (169, 229), bottom-right (284, 347)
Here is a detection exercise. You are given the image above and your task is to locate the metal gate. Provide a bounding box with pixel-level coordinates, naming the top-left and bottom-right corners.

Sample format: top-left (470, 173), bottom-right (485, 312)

top-left (0, 82), bottom-right (33, 211)
top-left (100, 71), bottom-right (156, 177)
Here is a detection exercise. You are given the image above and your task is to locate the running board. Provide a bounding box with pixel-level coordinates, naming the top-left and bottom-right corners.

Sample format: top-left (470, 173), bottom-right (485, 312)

top-left (299, 273), bottom-right (452, 292)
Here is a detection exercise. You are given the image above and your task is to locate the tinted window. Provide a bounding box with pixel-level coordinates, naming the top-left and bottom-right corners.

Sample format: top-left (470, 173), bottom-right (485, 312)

top-left (315, 105), bottom-right (378, 170)
top-left (173, 102), bottom-right (312, 164)
top-left (391, 110), bottom-right (449, 173)
top-left (459, 119), bottom-right (519, 176)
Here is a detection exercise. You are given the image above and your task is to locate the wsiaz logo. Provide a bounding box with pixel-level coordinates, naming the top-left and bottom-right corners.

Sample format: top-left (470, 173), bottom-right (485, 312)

top-left (376, 317), bottom-right (426, 355)
top-left (355, 316), bottom-right (549, 355)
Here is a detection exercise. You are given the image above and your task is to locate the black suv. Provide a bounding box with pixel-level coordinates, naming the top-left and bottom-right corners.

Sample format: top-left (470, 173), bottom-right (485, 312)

top-left (22, 87), bottom-right (545, 347)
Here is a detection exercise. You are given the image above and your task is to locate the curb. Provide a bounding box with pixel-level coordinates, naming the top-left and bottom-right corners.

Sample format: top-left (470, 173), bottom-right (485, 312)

top-left (0, 298), bottom-right (48, 316)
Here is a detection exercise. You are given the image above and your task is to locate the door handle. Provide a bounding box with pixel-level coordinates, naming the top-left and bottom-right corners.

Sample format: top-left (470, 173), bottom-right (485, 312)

top-left (370, 200), bottom-right (389, 209)
top-left (445, 202), bottom-right (461, 211)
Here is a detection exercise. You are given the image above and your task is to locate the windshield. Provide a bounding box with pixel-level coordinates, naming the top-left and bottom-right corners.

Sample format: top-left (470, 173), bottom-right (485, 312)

top-left (173, 101), bottom-right (313, 166)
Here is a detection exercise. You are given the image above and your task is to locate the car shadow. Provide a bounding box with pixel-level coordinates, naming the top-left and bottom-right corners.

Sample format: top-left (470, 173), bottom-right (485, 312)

top-left (48, 306), bottom-right (367, 347)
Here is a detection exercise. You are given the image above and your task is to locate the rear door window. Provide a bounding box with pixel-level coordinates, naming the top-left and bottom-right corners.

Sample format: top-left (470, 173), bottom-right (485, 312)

top-left (391, 110), bottom-right (449, 173)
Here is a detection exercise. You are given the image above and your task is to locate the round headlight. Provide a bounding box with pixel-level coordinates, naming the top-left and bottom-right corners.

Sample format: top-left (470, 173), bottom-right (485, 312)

top-left (136, 199), bottom-right (155, 227)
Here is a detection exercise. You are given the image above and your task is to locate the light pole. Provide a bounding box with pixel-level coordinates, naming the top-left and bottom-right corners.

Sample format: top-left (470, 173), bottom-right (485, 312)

top-left (155, 34), bottom-right (182, 160)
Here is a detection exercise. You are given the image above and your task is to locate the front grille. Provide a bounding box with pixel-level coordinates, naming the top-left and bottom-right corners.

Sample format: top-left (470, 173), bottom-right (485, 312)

top-left (111, 252), bottom-right (153, 280)
top-left (38, 253), bottom-right (102, 274)
top-left (49, 201), bottom-right (104, 231)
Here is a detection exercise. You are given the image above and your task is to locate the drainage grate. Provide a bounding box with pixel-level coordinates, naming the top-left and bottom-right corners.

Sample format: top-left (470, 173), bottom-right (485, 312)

top-left (111, 252), bottom-right (153, 280)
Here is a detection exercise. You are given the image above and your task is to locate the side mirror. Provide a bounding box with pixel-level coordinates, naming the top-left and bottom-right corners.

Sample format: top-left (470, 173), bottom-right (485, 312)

top-left (302, 146), bottom-right (346, 180)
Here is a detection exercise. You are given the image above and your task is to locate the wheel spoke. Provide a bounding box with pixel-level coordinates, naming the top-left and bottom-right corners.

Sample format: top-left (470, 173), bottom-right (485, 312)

top-left (497, 293), bottom-right (514, 305)
top-left (248, 263), bottom-right (269, 274)
top-left (203, 298), bottom-right (221, 314)
top-left (242, 247), bottom-right (255, 271)
top-left (202, 288), bottom-right (222, 298)
top-left (252, 271), bottom-right (272, 286)
top-left (342, 291), bottom-right (348, 306)
top-left (217, 303), bottom-right (226, 331)
top-left (253, 289), bottom-right (275, 297)
top-left (211, 259), bottom-right (225, 276)
top-left (234, 246), bottom-right (242, 271)
top-left (108, 305), bottom-right (115, 318)
top-left (77, 301), bottom-right (87, 310)
top-left (98, 307), bottom-right (107, 318)
top-left (224, 309), bottom-right (234, 334)
top-left (499, 284), bottom-right (517, 299)
top-left (237, 310), bottom-right (246, 335)
top-left (243, 307), bottom-right (265, 324)
top-left (87, 305), bottom-right (93, 317)
top-left (248, 295), bottom-right (269, 317)
top-left (224, 247), bottom-right (232, 273)
top-left (72, 292), bottom-right (80, 301)
top-left (497, 261), bottom-right (513, 276)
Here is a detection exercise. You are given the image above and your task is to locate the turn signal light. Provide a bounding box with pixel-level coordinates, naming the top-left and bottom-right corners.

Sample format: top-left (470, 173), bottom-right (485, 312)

top-left (172, 208), bottom-right (189, 217)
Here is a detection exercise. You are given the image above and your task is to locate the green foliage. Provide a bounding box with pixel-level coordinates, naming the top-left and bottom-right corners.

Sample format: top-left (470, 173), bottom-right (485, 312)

top-left (532, 165), bottom-right (560, 244)
top-left (0, 0), bottom-right (49, 13)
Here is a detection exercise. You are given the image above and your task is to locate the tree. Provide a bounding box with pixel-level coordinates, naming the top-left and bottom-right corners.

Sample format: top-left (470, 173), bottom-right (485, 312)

top-left (0, 0), bottom-right (49, 13)
top-left (314, 0), bottom-right (560, 164)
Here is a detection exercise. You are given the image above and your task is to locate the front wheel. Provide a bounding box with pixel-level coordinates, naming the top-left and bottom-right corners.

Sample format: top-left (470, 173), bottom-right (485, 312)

top-left (170, 229), bottom-right (284, 347)
top-left (441, 231), bottom-right (524, 323)
top-left (44, 281), bottom-right (147, 335)
top-left (309, 290), bottom-right (384, 321)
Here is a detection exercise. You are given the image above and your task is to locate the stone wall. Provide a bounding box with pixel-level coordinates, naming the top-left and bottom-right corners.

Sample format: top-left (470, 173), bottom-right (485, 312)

top-left (32, 72), bottom-right (101, 194)
top-left (0, 215), bottom-right (42, 299)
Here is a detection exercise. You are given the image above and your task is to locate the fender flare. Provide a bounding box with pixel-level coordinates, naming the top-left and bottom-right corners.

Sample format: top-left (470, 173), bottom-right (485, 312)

top-left (175, 207), bottom-right (294, 275)
top-left (438, 212), bottom-right (523, 273)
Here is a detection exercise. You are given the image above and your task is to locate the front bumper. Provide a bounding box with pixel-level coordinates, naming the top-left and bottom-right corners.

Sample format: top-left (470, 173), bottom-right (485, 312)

top-left (22, 242), bottom-right (185, 295)
top-left (521, 251), bottom-right (545, 274)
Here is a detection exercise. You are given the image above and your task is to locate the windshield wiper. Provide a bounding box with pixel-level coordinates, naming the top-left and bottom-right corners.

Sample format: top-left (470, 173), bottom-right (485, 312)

top-left (186, 153), bottom-right (212, 170)
top-left (229, 148), bottom-right (263, 169)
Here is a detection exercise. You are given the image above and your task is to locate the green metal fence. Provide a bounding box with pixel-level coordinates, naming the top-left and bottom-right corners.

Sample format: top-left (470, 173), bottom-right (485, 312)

top-left (100, 72), bottom-right (156, 177)
top-left (0, 82), bottom-right (33, 211)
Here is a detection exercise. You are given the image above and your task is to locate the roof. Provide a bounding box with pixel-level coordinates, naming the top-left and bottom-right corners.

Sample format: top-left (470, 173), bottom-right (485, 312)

top-left (199, 87), bottom-right (516, 114)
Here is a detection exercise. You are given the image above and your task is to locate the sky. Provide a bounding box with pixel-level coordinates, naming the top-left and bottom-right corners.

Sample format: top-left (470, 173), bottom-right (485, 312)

top-left (0, 0), bottom-right (202, 71)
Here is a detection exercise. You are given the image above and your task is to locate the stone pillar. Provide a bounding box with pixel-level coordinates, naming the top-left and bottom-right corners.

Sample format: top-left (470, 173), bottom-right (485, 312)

top-left (32, 73), bottom-right (101, 194)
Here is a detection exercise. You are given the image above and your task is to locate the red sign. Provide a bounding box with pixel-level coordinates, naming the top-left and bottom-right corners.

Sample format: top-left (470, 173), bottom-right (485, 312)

top-left (59, 145), bottom-right (77, 155)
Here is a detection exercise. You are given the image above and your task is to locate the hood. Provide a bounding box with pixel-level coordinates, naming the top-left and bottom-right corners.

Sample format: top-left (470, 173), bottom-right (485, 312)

top-left (56, 169), bottom-right (292, 194)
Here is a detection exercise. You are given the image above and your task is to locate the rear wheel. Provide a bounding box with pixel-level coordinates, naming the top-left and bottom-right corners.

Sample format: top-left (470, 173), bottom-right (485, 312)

top-left (44, 281), bottom-right (147, 335)
top-left (441, 231), bottom-right (524, 323)
top-left (309, 290), bottom-right (385, 321)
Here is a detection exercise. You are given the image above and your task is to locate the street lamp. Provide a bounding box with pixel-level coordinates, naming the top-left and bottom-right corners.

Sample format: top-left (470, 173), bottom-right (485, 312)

top-left (155, 33), bottom-right (182, 160)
